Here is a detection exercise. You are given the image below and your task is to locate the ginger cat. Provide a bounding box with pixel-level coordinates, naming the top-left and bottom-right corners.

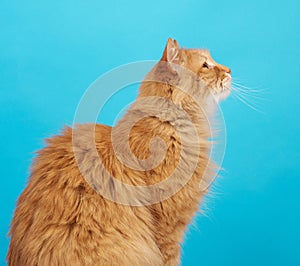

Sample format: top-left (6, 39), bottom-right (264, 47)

top-left (7, 38), bottom-right (231, 265)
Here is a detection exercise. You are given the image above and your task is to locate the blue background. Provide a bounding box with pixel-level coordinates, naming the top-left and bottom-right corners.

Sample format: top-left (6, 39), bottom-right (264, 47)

top-left (1, 0), bottom-right (300, 265)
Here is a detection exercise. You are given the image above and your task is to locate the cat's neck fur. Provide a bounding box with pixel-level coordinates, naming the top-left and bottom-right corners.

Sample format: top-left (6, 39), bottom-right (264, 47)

top-left (118, 62), bottom-right (215, 139)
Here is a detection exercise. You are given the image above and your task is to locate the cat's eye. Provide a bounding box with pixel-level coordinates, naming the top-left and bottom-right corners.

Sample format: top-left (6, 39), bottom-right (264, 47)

top-left (202, 62), bottom-right (209, 69)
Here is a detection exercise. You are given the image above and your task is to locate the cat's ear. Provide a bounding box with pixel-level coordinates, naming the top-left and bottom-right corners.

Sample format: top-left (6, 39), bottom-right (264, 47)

top-left (161, 38), bottom-right (180, 64)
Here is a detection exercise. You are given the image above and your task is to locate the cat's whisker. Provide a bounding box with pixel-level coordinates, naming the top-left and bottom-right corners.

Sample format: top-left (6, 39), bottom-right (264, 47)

top-left (232, 81), bottom-right (269, 94)
top-left (232, 84), bottom-right (263, 94)
top-left (231, 87), bottom-right (266, 101)
top-left (231, 79), bottom-right (269, 104)
top-left (232, 86), bottom-right (264, 95)
top-left (231, 87), bottom-right (262, 103)
top-left (231, 90), bottom-right (265, 114)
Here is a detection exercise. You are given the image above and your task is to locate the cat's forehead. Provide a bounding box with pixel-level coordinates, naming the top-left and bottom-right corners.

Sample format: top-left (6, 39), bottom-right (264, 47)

top-left (182, 49), bottom-right (212, 61)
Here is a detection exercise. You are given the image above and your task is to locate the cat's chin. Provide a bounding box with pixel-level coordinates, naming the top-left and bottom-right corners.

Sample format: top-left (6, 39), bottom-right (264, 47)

top-left (211, 89), bottom-right (231, 103)
top-left (218, 89), bottom-right (231, 101)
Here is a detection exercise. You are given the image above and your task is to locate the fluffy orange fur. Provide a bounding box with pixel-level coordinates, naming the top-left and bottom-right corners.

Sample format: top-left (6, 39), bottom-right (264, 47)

top-left (7, 38), bottom-right (231, 265)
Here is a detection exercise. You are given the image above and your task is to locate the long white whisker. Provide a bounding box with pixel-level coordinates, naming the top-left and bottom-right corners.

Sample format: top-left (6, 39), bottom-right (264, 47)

top-left (232, 92), bottom-right (265, 114)
top-left (233, 86), bottom-right (264, 94)
top-left (232, 81), bottom-right (269, 94)
top-left (232, 87), bottom-right (267, 101)
top-left (232, 88), bottom-right (263, 104)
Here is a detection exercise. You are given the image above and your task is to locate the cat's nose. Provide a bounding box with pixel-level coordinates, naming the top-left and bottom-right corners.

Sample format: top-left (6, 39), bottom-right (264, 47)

top-left (226, 67), bottom-right (232, 74)
top-left (217, 65), bottom-right (231, 75)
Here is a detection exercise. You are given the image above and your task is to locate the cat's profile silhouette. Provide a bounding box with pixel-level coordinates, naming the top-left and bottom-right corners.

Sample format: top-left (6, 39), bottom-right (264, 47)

top-left (8, 38), bottom-right (231, 266)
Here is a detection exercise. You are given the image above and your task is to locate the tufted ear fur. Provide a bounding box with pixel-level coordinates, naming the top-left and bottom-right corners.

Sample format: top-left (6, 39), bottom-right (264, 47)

top-left (161, 38), bottom-right (180, 64)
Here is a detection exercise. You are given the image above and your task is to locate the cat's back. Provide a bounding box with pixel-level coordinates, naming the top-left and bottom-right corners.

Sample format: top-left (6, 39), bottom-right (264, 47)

top-left (7, 124), bottom-right (163, 266)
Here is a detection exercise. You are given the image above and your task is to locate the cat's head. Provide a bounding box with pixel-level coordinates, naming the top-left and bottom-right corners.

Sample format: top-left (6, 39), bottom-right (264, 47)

top-left (161, 38), bottom-right (232, 102)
